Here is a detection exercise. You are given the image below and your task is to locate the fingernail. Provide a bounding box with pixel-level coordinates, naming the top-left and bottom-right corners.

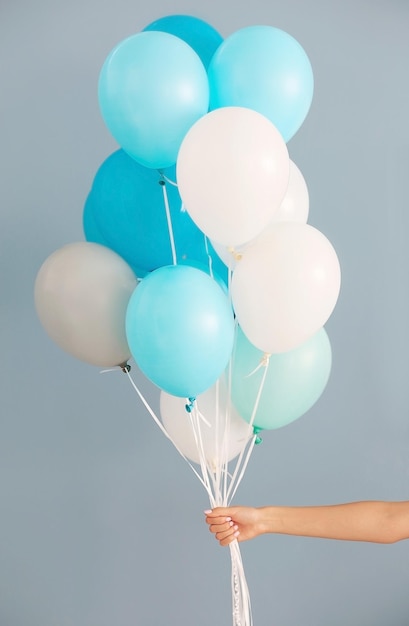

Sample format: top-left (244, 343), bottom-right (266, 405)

top-left (204, 510), bottom-right (212, 514)
top-left (234, 525), bottom-right (238, 531)
top-left (234, 530), bottom-right (240, 537)
top-left (225, 517), bottom-right (232, 522)
top-left (229, 521), bottom-right (234, 527)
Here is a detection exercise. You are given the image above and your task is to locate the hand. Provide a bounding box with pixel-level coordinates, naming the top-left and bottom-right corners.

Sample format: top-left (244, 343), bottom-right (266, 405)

top-left (205, 506), bottom-right (264, 546)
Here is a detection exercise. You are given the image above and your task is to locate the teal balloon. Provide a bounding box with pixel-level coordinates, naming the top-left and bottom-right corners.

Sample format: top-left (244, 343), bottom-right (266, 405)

top-left (143, 14), bottom-right (223, 69)
top-left (126, 265), bottom-right (235, 397)
top-left (98, 31), bottom-right (209, 169)
top-left (87, 149), bottom-right (228, 280)
top-left (231, 326), bottom-right (332, 430)
top-left (208, 26), bottom-right (314, 142)
top-left (83, 193), bottom-right (107, 247)
top-left (83, 190), bottom-right (148, 278)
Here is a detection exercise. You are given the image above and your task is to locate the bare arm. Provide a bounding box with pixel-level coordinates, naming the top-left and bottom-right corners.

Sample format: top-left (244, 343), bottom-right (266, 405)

top-left (205, 501), bottom-right (409, 546)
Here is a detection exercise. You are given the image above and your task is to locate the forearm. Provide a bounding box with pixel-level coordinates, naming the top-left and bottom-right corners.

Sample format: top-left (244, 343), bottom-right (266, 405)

top-left (259, 501), bottom-right (409, 543)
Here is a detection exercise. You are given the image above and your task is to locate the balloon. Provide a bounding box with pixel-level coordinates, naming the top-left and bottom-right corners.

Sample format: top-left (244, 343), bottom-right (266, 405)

top-left (231, 222), bottom-right (341, 353)
top-left (210, 240), bottom-right (239, 271)
top-left (160, 379), bottom-right (250, 466)
top-left (231, 326), bottom-right (332, 430)
top-left (209, 159), bottom-right (309, 269)
top-left (271, 160), bottom-right (309, 223)
top-left (34, 242), bottom-right (137, 367)
top-left (82, 192), bottom-right (108, 247)
top-left (126, 265), bottom-right (235, 397)
top-left (83, 189), bottom-right (147, 278)
top-left (143, 14), bottom-right (223, 69)
top-left (208, 25), bottom-right (314, 142)
top-left (87, 150), bottom-right (226, 279)
top-left (178, 257), bottom-right (229, 294)
top-left (98, 32), bottom-right (209, 169)
top-left (177, 107), bottom-right (290, 246)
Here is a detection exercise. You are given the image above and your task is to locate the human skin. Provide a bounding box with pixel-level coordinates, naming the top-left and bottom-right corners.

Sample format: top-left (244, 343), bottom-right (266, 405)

top-left (205, 501), bottom-right (409, 547)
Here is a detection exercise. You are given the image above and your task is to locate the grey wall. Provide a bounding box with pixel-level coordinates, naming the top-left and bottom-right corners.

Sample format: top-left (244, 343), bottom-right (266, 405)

top-left (1, 1), bottom-right (409, 625)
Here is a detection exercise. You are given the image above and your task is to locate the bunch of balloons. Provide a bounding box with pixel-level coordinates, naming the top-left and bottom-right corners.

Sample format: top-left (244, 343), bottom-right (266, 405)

top-left (35, 14), bottom-right (341, 459)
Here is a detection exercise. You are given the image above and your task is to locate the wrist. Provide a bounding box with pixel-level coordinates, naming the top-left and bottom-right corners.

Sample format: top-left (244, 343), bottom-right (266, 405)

top-left (257, 506), bottom-right (279, 535)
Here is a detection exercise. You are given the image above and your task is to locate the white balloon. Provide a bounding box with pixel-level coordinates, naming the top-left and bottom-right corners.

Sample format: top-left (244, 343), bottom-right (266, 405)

top-left (272, 160), bottom-right (309, 223)
top-left (231, 222), bottom-right (341, 353)
top-left (177, 106), bottom-right (290, 247)
top-left (210, 160), bottom-right (308, 270)
top-left (34, 242), bottom-right (137, 366)
top-left (160, 380), bottom-right (251, 468)
top-left (210, 240), bottom-right (241, 271)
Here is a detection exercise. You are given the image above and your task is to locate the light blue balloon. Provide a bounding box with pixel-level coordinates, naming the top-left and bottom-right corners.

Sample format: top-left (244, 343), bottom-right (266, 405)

top-left (126, 265), bottom-right (235, 397)
top-left (98, 31), bottom-right (209, 169)
top-left (143, 14), bottom-right (223, 69)
top-left (231, 326), bottom-right (332, 430)
top-left (208, 25), bottom-right (314, 142)
top-left (88, 149), bottom-right (228, 280)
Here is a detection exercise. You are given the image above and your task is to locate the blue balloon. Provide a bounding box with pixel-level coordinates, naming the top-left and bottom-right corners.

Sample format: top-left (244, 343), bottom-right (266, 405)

top-left (98, 31), bottom-right (209, 169)
top-left (231, 326), bottom-right (332, 430)
top-left (83, 192), bottom-right (107, 246)
top-left (83, 191), bottom-right (148, 278)
top-left (208, 26), bottom-right (314, 142)
top-left (88, 149), bottom-right (228, 280)
top-left (143, 14), bottom-right (223, 69)
top-left (126, 265), bottom-right (235, 397)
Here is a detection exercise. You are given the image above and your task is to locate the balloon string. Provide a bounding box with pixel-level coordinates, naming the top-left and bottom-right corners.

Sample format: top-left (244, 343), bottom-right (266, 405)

top-left (227, 435), bottom-right (256, 506)
top-left (212, 379), bottom-right (221, 498)
top-left (203, 236), bottom-right (215, 279)
top-left (230, 540), bottom-right (253, 626)
top-left (223, 320), bottom-right (238, 503)
top-left (160, 179), bottom-right (177, 265)
top-left (195, 407), bottom-right (212, 428)
top-left (123, 370), bottom-right (253, 626)
top-left (124, 370), bottom-right (213, 497)
top-left (161, 174), bottom-right (178, 187)
top-left (189, 405), bottom-right (217, 507)
top-left (186, 400), bottom-right (227, 509)
top-left (212, 379), bottom-right (235, 507)
top-left (121, 367), bottom-right (254, 624)
top-left (226, 360), bottom-right (269, 504)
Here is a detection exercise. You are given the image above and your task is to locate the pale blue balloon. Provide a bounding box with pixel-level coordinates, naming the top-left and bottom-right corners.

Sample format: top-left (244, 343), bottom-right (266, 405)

top-left (126, 265), bottom-right (235, 397)
top-left (143, 14), bottom-right (223, 69)
top-left (98, 31), bottom-right (209, 169)
top-left (231, 326), bottom-right (332, 430)
top-left (208, 25), bottom-right (314, 142)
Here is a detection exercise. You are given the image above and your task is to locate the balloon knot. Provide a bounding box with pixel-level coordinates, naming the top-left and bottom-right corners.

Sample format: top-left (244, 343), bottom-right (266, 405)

top-left (227, 246), bottom-right (242, 261)
top-left (120, 362), bottom-right (131, 373)
top-left (185, 396), bottom-right (196, 413)
top-left (245, 353), bottom-right (271, 378)
top-left (253, 426), bottom-right (263, 445)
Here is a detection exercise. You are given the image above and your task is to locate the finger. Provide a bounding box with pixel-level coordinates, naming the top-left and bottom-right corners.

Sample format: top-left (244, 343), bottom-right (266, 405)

top-left (215, 525), bottom-right (238, 542)
top-left (219, 531), bottom-right (240, 547)
top-left (204, 507), bottom-right (232, 518)
top-left (208, 520), bottom-right (234, 534)
top-left (206, 515), bottom-right (232, 526)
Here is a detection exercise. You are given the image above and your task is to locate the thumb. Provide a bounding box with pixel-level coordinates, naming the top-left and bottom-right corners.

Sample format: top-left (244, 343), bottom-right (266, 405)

top-left (204, 506), bottom-right (234, 518)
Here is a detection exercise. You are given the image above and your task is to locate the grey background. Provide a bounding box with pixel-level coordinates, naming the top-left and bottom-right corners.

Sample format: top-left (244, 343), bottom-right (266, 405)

top-left (1, 0), bottom-right (409, 625)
